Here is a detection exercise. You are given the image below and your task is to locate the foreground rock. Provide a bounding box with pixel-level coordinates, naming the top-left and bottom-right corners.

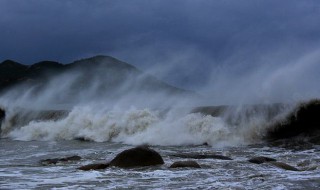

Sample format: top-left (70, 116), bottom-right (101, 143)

top-left (170, 161), bottom-right (201, 168)
top-left (40, 155), bottom-right (81, 165)
top-left (172, 153), bottom-right (232, 160)
top-left (109, 146), bottom-right (164, 168)
top-left (78, 146), bottom-right (164, 170)
top-left (248, 156), bottom-right (277, 164)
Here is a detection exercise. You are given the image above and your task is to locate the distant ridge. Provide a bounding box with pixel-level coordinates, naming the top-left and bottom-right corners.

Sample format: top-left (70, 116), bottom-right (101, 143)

top-left (0, 55), bottom-right (194, 98)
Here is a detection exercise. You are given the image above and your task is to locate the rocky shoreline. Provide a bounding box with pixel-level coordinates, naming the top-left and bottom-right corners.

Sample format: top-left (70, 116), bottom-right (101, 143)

top-left (38, 146), bottom-right (315, 172)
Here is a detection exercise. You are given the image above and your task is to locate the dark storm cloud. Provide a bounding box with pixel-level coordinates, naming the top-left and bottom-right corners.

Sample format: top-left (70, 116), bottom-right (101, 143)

top-left (1, 0), bottom-right (320, 90)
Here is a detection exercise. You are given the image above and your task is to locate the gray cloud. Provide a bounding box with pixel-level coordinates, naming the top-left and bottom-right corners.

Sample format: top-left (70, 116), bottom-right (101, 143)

top-left (1, 0), bottom-right (320, 92)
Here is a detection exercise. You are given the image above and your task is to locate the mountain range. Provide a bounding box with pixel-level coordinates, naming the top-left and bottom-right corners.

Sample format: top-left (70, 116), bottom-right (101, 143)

top-left (0, 55), bottom-right (197, 108)
top-left (0, 55), bottom-right (192, 94)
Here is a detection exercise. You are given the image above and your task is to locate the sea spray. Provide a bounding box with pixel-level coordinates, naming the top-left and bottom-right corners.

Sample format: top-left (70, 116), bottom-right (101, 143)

top-left (5, 104), bottom-right (276, 147)
top-left (3, 95), bottom-right (315, 147)
top-left (8, 106), bottom-right (158, 142)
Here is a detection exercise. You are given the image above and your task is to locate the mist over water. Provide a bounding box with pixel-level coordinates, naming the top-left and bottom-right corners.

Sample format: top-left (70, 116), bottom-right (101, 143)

top-left (0, 42), bottom-right (320, 147)
top-left (194, 47), bottom-right (320, 105)
top-left (1, 51), bottom-right (316, 147)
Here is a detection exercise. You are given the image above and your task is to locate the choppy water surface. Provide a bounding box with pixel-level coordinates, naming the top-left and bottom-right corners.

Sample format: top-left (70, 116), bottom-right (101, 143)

top-left (1, 139), bottom-right (319, 190)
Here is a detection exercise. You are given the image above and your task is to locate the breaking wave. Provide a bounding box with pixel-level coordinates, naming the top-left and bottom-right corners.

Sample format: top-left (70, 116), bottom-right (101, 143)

top-left (1, 101), bottom-right (309, 147)
top-left (3, 106), bottom-right (234, 146)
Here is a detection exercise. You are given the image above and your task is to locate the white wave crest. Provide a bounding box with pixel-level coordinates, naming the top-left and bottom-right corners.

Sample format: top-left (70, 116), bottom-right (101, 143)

top-left (7, 106), bottom-right (253, 147)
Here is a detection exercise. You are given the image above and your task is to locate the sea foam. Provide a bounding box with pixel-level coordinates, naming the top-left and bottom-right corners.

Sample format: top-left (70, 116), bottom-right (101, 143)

top-left (6, 105), bottom-right (254, 147)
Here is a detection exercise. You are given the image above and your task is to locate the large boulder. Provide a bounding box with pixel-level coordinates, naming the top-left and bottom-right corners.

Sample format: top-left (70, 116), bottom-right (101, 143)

top-left (109, 146), bottom-right (164, 168)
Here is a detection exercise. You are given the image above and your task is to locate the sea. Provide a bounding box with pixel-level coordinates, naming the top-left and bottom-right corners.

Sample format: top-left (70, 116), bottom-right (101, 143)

top-left (1, 104), bottom-right (320, 189)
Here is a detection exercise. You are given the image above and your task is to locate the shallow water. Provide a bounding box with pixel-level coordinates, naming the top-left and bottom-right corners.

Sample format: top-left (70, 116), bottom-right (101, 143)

top-left (1, 139), bottom-right (319, 189)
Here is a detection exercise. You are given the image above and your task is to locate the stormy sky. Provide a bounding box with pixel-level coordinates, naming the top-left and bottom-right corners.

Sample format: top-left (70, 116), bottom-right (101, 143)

top-left (1, 0), bottom-right (320, 99)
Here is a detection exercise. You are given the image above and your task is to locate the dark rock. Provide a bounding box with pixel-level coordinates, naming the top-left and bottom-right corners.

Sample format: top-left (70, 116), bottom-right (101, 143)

top-left (59, 155), bottom-right (81, 161)
top-left (0, 107), bottom-right (5, 135)
top-left (40, 158), bottom-right (60, 165)
top-left (109, 146), bottom-right (164, 168)
top-left (0, 108), bottom-right (5, 121)
top-left (78, 163), bottom-right (109, 171)
top-left (40, 155), bottom-right (81, 165)
top-left (267, 99), bottom-right (320, 140)
top-left (309, 135), bottom-right (320, 145)
top-left (170, 160), bottom-right (201, 168)
top-left (248, 156), bottom-right (277, 164)
top-left (268, 161), bottom-right (300, 171)
top-left (248, 174), bottom-right (265, 179)
top-left (172, 153), bottom-right (232, 160)
top-left (74, 136), bottom-right (93, 142)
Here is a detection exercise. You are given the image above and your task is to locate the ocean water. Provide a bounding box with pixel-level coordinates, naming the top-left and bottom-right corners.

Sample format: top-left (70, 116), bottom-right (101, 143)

top-left (1, 106), bottom-right (320, 189)
top-left (1, 139), bottom-right (319, 189)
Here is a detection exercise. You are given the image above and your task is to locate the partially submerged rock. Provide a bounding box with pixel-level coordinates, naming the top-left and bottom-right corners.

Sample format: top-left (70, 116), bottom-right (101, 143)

top-left (268, 161), bottom-right (300, 171)
top-left (248, 156), bottom-right (277, 164)
top-left (78, 163), bottom-right (109, 171)
top-left (40, 155), bottom-right (81, 165)
top-left (109, 146), bottom-right (164, 168)
top-left (248, 157), bottom-right (299, 171)
top-left (74, 136), bottom-right (94, 142)
top-left (170, 160), bottom-right (201, 168)
top-left (77, 146), bottom-right (164, 171)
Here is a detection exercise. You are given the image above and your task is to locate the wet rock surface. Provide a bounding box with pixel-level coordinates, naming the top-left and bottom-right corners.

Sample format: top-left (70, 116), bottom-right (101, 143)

top-left (40, 155), bottom-right (81, 165)
top-left (267, 100), bottom-right (320, 141)
top-left (78, 163), bottom-right (110, 171)
top-left (268, 161), bottom-right (300, 171)
top-left (170, 160), bottom-right (201, 168)
top-left (109, 146), bottom-right (164, 168)
top-left (248, 156), bottom-right (277, 164)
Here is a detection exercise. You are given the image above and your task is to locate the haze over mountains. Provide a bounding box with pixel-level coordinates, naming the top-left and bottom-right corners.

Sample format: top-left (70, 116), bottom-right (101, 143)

top-left (0, 55), bottom-right (194, 109)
